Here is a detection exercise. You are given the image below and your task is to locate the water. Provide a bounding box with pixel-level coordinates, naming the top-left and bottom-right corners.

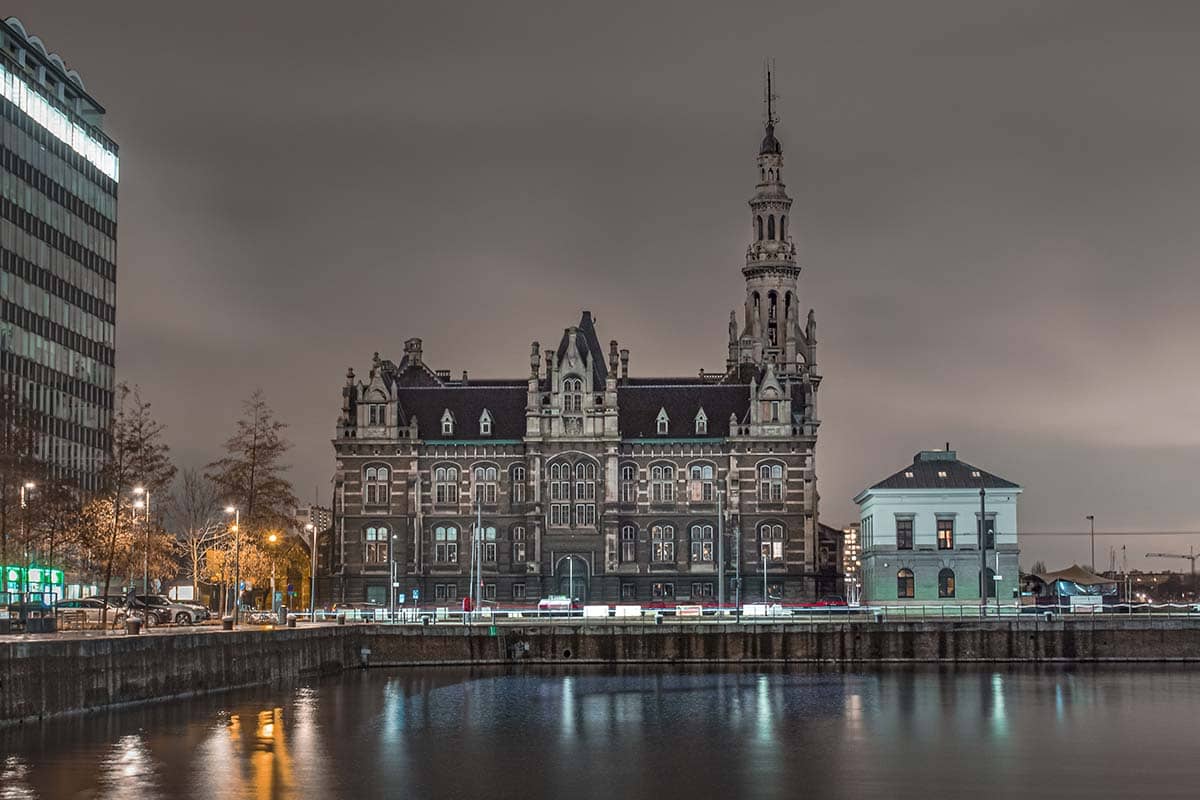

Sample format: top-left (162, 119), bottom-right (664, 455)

top-left (2, 665), bottom-right (1198, 799)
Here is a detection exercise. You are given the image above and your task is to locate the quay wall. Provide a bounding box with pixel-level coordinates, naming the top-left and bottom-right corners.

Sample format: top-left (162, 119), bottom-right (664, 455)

top-left (4, 619), bottom-right (1200, 723)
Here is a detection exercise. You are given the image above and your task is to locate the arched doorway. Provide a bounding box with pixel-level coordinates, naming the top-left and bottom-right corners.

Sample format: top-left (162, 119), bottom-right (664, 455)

top-left (555, 555), bottom-right (589, 601)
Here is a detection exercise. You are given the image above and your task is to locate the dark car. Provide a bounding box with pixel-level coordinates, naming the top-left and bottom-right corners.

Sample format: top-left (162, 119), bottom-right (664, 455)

top-left (86, 593), bottom-right (166, 625)
top-left (815, 595), bottom-right (848, 606)
top-left (137, 594), bottom-right (210, 625)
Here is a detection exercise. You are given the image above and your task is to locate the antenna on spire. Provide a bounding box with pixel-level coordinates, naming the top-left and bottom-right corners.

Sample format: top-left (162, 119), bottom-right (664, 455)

top-left (763, 59), bottom-right (779, 127)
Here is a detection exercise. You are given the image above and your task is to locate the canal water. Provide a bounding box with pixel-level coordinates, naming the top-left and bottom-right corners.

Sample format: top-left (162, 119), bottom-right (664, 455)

top-left (2, 665), bottom-right (1197, 799)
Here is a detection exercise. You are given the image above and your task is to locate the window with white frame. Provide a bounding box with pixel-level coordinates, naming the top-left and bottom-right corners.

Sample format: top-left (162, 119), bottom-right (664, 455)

top-left (549, 462), bottom-right (570, 526)
top-left (620, 463), bottom-right (637, 504)
top-left (652, 524), bottom-right (675, 562)
top-left (650, 463), bottom-right (675, 503)
top-left (511, 465), bottom-right (526, 504)
top-left (364, 525), bottom-right (388, 564)
top-left (695, 408), bottom-right (707, 435)
top-left (364, 465), bottom-right (389, 506)
top-left (484, 583), bottom-right (496, 601)
top-left (758, 462), bottom-right (785, 502)
top-left (441, 409), bottom-right (454, 435)
top-left (688, 463), bottom-right (715, 502)
top-left (656, 407), bottom-right (670, 435)
top-left (621, 524), bottom-right (637, 563)
top-left (479, 409), bottom-right (493, 436)
top-left (511, 525), bottom-right (526, 563)
top-left (690, 523), bottom-right (714, 562)
top-left (512, 583), bottom-right (526, 600)
top-left (482, 525), bottom-right (497, 562)
top-left (473, 464), bottom-right (499, 505)
top-left (548, 459), bottom-right (598, 527)
top-left (434, 524), bottom-right (459, 562)
top-left (759, 522), bottom-right (784, 561)
top-left (563, 377), bottom-right (583, 413)
top-left (434, 466), bottom-right (459, 504)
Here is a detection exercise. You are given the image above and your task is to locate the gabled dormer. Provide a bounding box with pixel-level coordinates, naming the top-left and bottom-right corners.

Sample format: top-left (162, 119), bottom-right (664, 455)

top-left (656, 407), bottom-right (670, 435)
top-left (694, 407), bottom-right (708, 435)
top-left (479, 409), bottom-right (493, 436)
top-left (441, 409), bottom-right (455, 436)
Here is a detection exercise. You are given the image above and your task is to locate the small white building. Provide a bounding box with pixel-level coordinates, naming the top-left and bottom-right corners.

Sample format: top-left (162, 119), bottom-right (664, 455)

top-left (854, 448), bottom-right (1021, 604)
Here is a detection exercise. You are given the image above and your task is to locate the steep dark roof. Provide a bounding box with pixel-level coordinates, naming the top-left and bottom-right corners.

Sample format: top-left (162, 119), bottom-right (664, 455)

top-left (397, 386), bottom-right (526, 440)
top-left (760, 122), bottom-right (782, 155)
top-left (618, 384), bottom-right (749, 438)
top-left (869, 451), bottom-right (1019, 491)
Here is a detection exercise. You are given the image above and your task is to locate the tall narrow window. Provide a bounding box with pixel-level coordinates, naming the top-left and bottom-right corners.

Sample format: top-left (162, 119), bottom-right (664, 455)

top-left (434, 525), bottom-right (459, 563)
top-left (689, 464), bottom-right (715, 502)
top-left (364, 466), bottom-right (389, 506)
top-left (549, 462), bottom-right (571, 526)
top-left (621, 524), bottom-right (637, 563)
top-left (473, 465), bottom-right (498, 505)
top-left (897, 568), bottom-right (915, 599)
top-left (896, 518), bottom-right (913, 550)
top-left (434, 466), bottom-right (459, 504)
top-left (937, 519), bottom-right (954, 550)
top-left (563, 377), bottom-right (583, 413)
top-left (652, 524), bottom-right (675, 562)
top-left (758, 463), bottom-right (784, 502)
top-left (511, 526), bottom-right (526, 563)
top-left (938, 568), bottom-right (955, 598)
top-left (620, 464), bottom-right (637, 504)
top-left (759, 523), bottom-right (784, 561)
top-left (650, 464), bottom-right (675, 503)
top-left (780, 215), bottom-right (787, 241)
top-left (690, 524), bottom-right (714, 562)
top-left (756, 216), bottom-right (764, 241)
top-left (767, 215), bottom-right (775, 239)
top-left (510, 465), bottom-right (526, 505)
top-left (482, 525), bottom-right (497, 562)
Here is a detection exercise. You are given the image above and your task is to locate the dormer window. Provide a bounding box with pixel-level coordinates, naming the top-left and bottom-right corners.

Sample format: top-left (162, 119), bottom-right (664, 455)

top-left (441, 409), bottom-right (455, 436)
top-left (368, 404), bottom-right (385, 426)
top-left (479, 409), bottom-right (493, 436)
top-left (695, 408), bottom-right (708, 435)
top-left (656, 408), bottom-right (670, 435)
top-left (937, 470), bottom-right (948, 478)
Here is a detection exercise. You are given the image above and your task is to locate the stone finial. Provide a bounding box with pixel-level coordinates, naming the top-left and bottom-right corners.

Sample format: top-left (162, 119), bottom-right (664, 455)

top-left (619, 348), bottom-right (629, 380)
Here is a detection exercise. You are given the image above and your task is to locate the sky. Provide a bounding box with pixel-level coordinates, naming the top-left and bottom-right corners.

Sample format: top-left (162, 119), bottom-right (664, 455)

top-left (8, 0), bottom-right (1199, 571)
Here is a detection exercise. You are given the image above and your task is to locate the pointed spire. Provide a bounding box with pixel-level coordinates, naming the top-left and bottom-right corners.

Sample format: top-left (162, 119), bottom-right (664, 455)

top-left (760, 61), bottom-right (782, 155)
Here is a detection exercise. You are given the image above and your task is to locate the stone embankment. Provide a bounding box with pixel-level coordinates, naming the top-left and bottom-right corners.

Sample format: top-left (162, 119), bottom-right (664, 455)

top-left (4, 618), bottom-right (1199, 723)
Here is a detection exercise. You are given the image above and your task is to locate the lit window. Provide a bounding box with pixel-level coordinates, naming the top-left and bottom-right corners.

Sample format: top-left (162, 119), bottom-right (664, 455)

top-left (690, 524), bottom-right (714, 562)
top-left (937, 470), bottom-right (947, 478)
top-left (364, 525), bottom-right (388, 564)
top-left (937, 519), bottom-right (954, 550)
top-left (652, 524), bottom-right (675, 562)
top-left (897, 569), bottom-right (914, 599)
top-left (759, 523), bottom-right (784, 560)
top-left (938, 568), bottom-right (955, 598)
top-left (971, 470), bottom-right (981, 478)
top-left (904, 471), bottom-right (914, 478)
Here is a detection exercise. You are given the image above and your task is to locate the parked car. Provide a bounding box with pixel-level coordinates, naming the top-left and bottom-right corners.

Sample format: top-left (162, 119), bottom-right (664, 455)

top-left (137, 594), bottom-right (209, 625)
top-left (814, 595), bottom-right (848, 607)
top-left (536, 596), bottom-right (581, 615)
top-left (85, 594), bottom-right (167, 625)
top-left (55, 598), bottom-right (125, 627)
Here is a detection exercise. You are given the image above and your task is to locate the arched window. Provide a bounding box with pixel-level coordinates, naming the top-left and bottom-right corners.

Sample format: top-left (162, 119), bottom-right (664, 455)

top-left (982, 567), bottom-right (996, 598)
top-left (511, 525), bottom-right (526, 563)
top-left (433, 465), bottom-right (459, 504)
top-left (938, 568), bottom-right (955, 598)
top-left (756, 215), bottom-right (764, 241)
top-left (767, 215), bottom-right (775, 240)
top-left (621, 524), bottom-right (637, 562)
top-left (651, 524), bottom-right (675, 562)
top-left (510, 465), bottom-right (526, 505)
top-left (434, 525), bottom-right (459, 563)
top-left (758, 463), bottom-right (784, 502)
top-left (689, 463), bottom-right (715, 502)
top-left (780, 215), bottom-right (787, 241)
top-left (620, 463), bottom-right (637, 504)
top-left (897, 568), bottom-right (915, 599)
top-left (759, 523), bottom-right (784, 561)
top-left (650, 463), bottom-right (675, 503)
top-left (563, 377), bottom-right (583, 413)
top-left (364, 465), bottom-right (389, 506)
top-left (690, 523), bottom-right (714, 562)
top-left (364, 525), bottom-right (388, 564)
top-left (473, 464), bottom-right (498, 505)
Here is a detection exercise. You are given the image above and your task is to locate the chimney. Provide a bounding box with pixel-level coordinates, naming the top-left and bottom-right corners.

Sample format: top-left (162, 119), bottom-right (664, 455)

top-left (404, 337), bottom-right (423, 365)
top-left (462, 370), bottom-right (469, 384)
top-left (609, 340), bottom-right (619, 374)
top-left (530, 341), bottom-right (541, 376)
top-left (619, 348), bottom-right (630, 380)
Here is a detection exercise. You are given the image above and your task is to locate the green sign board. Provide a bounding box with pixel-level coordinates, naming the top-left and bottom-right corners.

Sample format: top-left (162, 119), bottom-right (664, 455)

top-left (3, 565), bottom-right (65, 589)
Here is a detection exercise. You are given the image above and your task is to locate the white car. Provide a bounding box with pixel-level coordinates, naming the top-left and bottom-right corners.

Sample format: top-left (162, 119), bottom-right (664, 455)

top-left (55, 598), bottom-right (126, 627)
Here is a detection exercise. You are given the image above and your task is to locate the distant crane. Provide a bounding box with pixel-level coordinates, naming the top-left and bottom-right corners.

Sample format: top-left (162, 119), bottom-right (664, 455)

top-left (1145, 547), bottom-right (1197, 581)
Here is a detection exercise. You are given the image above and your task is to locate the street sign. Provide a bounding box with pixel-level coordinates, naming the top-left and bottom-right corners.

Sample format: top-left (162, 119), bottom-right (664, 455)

top-left (412, 588), bottom-right (420, 599)
top-left (398, 593), bottom-right (406, 604)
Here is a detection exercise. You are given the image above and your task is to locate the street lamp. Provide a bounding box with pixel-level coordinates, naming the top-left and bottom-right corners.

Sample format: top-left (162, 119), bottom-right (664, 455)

top-left (306, 522), bottom-right (316, 621)
top-left (133, 486), bottom-right (150, 595)
top-left (267, 532), bottom-right (279, 612)
top-left (1086, 515), bottom-right (1095, 572)
top-left (225, 506), bottom-right (240, 625)
top-left (19, 482), bottom-right (34, 597)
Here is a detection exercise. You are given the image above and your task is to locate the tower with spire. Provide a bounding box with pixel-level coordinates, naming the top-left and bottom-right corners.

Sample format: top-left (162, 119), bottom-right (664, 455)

top-left (728, 67), bottom-right (816, 382)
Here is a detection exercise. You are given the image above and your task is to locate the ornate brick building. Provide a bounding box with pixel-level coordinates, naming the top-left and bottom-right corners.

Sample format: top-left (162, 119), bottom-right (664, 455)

top-left (323, 90), bottom-right (830, 606)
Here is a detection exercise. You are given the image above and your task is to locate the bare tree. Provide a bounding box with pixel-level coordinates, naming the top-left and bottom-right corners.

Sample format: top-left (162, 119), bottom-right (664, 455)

top-left (168, 468), bottom-right (225, 602)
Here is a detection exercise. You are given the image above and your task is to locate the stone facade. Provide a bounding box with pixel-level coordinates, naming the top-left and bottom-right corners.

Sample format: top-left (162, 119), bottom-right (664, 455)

top-left (323, 93), bottom-right (826, 606)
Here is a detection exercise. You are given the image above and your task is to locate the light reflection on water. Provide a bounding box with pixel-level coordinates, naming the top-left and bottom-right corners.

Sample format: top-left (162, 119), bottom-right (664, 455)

top-left (3, 665), bottom-right (1200, 799)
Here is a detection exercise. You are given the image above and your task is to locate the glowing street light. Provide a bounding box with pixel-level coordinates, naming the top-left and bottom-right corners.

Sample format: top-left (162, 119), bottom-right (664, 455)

top-left (306, 523), bottom-right (316, 621)
top-left (225, 506), bottom-right (241, 625)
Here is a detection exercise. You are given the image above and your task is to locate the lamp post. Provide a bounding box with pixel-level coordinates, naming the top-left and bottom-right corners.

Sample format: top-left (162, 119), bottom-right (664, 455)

top-left (268, 532), bottom-right (279, 612)
top-left (1086, 515), bottom-right (1095, 571)
top-left (133, 487), bottom-right (149, 595)
top-left (225, 506), bottom-right (240, 625)
top-left (717, 486), bottom-right (725, 611)
top-left (306, 522), bottom-right (316, 621)
top-left (979, 487), bottom-right (987, 619)
top-left (19, 482), bottom-right (34, 597)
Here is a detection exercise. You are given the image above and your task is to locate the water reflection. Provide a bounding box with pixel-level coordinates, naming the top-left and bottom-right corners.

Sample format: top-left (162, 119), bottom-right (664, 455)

top-left (3, 665), bottom-right (1200, 799)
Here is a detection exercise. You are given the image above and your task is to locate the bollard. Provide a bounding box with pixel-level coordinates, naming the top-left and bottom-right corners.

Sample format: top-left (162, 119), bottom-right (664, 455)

top-left (1044, 611), bottom-right (1053, 623)
top-left (874, 611), bottom-right (884, 624)
top-left (337, 613), bottom-right (346, 625)
top-left (287, 614), bottom-right (297, 628)
top-left (278, 604), bottom-right (288, 626)
top-left (125, 617), bottom-right (142, 635)
top-left (222, 615), bottom-right (234, 631)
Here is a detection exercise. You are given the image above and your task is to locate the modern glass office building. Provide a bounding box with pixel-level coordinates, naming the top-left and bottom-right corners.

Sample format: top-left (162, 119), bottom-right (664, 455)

top-left (0, 17), bottom-right (117, 492)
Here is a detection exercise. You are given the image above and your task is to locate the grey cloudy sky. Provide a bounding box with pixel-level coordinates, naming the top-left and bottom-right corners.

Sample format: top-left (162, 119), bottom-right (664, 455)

top-left (10, 0), bottom-right (1200, 570)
